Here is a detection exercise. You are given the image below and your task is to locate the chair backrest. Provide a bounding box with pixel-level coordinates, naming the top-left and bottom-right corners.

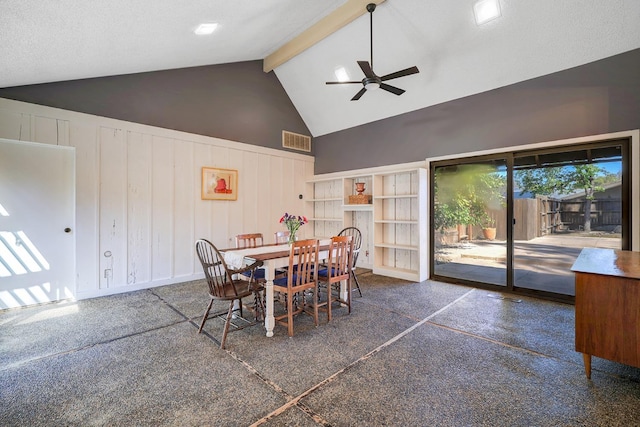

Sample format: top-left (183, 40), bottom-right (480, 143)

top-left (285, 238), bottom-right (319, 288)
top-left (326, 235), bottom-right (353, 281)
top-left (195, 239), bottom-right (240, 298)
top-left (338, 227), bottom-right (362, 267)
top-left (236, 233), bottom-right (264, 249)
top-left (274, 230), bottom-right (290, 244)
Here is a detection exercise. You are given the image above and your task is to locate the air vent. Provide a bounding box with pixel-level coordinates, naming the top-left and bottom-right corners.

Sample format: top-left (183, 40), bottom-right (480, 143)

top-left (282, 130), bottom-right (311, 152)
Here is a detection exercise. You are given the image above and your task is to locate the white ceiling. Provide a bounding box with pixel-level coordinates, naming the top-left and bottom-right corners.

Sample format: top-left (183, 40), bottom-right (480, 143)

top-left (1, 0), bottom-right (639, 137)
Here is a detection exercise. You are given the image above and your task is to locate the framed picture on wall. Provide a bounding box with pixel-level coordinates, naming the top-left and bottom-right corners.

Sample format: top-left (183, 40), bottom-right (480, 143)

top-left (201, 167), bottom-right (238, 201)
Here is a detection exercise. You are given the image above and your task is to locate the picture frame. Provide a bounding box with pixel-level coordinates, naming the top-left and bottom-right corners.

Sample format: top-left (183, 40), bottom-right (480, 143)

top-left (201, 167), bottom-right (238, 201)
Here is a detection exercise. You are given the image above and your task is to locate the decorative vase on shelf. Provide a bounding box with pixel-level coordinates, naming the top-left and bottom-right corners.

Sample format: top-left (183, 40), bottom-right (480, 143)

top-left (349, 182), bottom-right (371, 204)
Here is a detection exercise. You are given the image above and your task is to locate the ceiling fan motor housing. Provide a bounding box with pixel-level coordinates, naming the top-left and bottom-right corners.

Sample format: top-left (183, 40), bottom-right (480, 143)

top-left (363, 76), bottom-right (381, 90)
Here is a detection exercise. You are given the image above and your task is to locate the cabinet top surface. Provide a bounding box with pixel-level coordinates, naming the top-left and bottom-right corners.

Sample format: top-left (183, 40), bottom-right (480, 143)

top-left (571, 248), bottom-right (640, 279)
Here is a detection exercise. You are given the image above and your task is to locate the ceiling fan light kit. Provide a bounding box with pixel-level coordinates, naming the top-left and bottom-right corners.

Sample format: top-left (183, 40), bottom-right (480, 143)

top-left (326, 3), bottom-right (419, 101)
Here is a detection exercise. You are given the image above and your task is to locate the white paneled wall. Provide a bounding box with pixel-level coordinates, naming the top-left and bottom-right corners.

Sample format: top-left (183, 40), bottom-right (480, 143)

top-left (0, 98), bottom-right (314, 300)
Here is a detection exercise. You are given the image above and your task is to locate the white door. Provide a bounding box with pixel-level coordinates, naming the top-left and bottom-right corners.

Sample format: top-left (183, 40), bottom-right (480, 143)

top-left (0, 139), bottom-right (75, 309)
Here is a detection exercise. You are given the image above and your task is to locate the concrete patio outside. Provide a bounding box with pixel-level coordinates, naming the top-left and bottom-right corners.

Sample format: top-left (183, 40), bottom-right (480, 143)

top-left (435, 232), bottom-right (621, 295)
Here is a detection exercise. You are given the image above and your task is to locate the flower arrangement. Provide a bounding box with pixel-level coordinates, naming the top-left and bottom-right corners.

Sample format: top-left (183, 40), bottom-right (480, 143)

top-left (279, 213), bottom-right (308, 244)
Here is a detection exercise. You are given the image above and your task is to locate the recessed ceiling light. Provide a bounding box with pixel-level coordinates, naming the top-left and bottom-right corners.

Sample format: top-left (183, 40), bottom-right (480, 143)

top-left (194, 23), bottom-right (218, 35)
top-left (334, 67), bottom-right (350, 82)
top-left (473, 0), bottom-right (501, 25)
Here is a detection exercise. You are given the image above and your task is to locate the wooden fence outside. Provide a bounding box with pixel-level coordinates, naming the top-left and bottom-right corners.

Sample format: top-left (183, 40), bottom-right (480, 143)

top-left (530, 196), bottom-right (621, 237)
top-left (441, 196), bottom-right (621, 243)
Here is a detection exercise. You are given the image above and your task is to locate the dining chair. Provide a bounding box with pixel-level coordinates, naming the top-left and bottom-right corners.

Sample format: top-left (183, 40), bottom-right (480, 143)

top-left (235, 233), bottom-right (266, 281)
top-left (274, 230), bottom-right (290, 244)
top-left (195, 239), bottom-right (265, 349)
top-left (236, 233), bottom-right (264, 249)
top-left (272, 239), bottom-right (320, 336)
top-left (338, 227), bottom-right (363, 297)
top-left (317, 235), bottom-right (353, 321)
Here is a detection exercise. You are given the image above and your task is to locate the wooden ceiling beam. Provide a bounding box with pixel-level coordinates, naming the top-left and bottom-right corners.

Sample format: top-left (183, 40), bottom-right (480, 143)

top-left (263, 0), bottom-right (385, 73)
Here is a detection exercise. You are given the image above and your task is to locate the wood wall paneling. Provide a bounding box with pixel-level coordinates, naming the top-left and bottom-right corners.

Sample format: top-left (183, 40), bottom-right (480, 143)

top-left (270, 156), bottom-right (285, 242)
top-left (0, 97), bottom-right (315, 302)
top-left (151, 136), bottom-right (175, 281)
top-left (126, 131), bottom-right (152, 285)
top-left (0, 109), bottom-right (24, 140)
top-left (227, 148), bottom-right (245, 243)
top-left (99, 127), bottom-right (128, 289)
top-left (31, 116), bottom-right (70, 146)
top-left (193, 141), bottom-right (212, 270)
top-left (72, 122), bottom-right (99, 293)
top-left (33, 116), bottom-right (58, 145)
top-left (353, 210), bottom-right (372, 266)
top-left (240, 150), bottom-right (259, 233)
top-left (292, 158), bottom-right (307, 238)
top-left (284, 157), bottom-right (299, 238)
top-left (173, 139), bottom-right (195, 278)
top-left (256, 153), bottom-right (272, 238)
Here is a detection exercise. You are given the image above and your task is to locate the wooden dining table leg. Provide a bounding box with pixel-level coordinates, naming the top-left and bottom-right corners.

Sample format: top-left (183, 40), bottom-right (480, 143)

top-left (264, 260), bottom-right (275, 337)
top-left (339, 278), bottom-right (348, 306)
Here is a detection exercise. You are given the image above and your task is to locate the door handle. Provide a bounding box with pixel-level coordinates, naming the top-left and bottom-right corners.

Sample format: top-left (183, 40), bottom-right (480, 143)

top-left (64, 228), bottom-right (72, 233)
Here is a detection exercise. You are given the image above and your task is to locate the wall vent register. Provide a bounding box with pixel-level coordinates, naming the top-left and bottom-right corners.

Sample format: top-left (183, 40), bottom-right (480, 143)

top-left (282, 130), bottom-right (311, 152)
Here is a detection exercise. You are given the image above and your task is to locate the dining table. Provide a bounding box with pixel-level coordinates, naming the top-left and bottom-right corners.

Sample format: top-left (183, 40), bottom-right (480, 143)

top-left (222, 238), bottom-right (336, 337)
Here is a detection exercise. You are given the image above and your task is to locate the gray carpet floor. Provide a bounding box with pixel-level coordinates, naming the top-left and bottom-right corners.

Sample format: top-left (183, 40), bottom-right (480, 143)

top-left (1, 272), bottom-right (639, 426)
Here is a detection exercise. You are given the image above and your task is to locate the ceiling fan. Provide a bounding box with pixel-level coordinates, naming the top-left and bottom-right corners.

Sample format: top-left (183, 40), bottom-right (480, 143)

top-left (326, 2), bottom-right (419, 101)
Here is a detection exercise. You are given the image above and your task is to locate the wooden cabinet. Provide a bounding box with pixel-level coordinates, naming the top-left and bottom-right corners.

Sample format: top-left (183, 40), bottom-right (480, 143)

top-left (572, 248), bottom-right (640, 379)
top-left (306, 167), bottom-right (426, 280)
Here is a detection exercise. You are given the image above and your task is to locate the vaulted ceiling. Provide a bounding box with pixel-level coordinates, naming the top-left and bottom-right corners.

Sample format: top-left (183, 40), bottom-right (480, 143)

top-left (1, 0), bottom-right (639, 137)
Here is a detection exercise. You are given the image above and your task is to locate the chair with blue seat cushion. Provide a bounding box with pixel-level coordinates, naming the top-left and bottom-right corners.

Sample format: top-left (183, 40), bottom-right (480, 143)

top-left (317, 235), bottom-right (353, 321)
top-left (195, 239), bottom-right (265, 349)
top-left (235, 233), bottom-right (266, 280)
top-left (338, 227), bottom-right (363, 297)
top-left (272, 239), bottom-right (320, 336)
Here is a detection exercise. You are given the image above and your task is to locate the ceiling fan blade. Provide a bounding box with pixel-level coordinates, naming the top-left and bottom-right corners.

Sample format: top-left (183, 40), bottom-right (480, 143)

top-left (357, 61), bottom-right (376, 78)
top-left (326, 81), bottom-right (362, 85)
top-left (380, 83), bottom-right (405, 96)
top-left (380, 66), bottom-right (420, 82)
top-left (351, 87), bottom-right (367, 101)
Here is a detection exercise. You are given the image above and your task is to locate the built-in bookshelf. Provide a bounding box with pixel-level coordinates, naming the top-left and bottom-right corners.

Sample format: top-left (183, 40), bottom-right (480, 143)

top-left (305, 167), bottom-right (426, 280)
top-left (372, 169), bottom-right (427, 281)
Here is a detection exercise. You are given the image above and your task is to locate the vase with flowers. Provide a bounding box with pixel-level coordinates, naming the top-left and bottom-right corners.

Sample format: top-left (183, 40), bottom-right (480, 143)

top-left (279, 213), bottom-right (308, 244)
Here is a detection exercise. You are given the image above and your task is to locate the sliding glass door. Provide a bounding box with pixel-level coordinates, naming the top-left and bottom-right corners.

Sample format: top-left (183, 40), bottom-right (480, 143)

top-left (432, 158), bottom-right (508, 287)
top-left (430, 139), bottom-right (629, 301)
top-left (512, 142), bottom-right (626, 296)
